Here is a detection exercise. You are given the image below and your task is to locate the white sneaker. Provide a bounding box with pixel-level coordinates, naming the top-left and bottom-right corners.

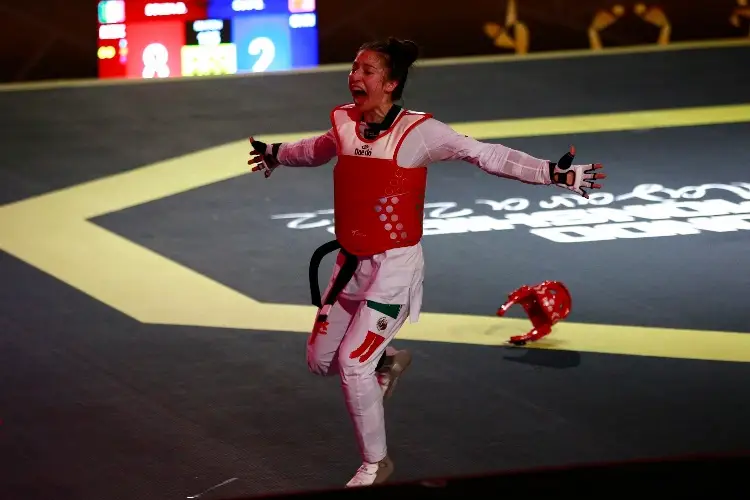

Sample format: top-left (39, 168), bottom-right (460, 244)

top-left (378, 349), bottom-right (412, 400)
top-left (345, 456), bottom-right (394, 487)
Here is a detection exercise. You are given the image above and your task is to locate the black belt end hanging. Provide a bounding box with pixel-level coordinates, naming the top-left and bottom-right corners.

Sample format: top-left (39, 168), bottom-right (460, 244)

top-left (308, 240), bottom-right (358, 314)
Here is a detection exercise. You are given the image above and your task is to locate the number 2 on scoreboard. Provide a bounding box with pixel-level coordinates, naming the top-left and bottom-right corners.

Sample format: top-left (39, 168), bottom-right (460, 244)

top-left (248, 37), bottom-right (276, 72)
top-left (232, 14), bottom-right (292, 73)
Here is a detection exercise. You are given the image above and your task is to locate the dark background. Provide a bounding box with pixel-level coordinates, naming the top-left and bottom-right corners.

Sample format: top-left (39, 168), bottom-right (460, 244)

top-left (1, 0), bottom-right (748, 83)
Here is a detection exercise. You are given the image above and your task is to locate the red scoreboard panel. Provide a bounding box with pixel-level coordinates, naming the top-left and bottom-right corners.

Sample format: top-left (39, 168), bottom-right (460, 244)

top-left (125, 20), bottom-right (185, 78)
top-left (99, 0), bottom-right (208, 79)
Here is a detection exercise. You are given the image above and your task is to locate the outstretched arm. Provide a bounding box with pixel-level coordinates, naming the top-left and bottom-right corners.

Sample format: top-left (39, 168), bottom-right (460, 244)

top-left (248, 129), bottom-right (337, 177)
top-left (407, 118), bottom-right (605, 197)
top-left (408, 118), bottom-right (550, 184)
top-left (277, 129), bottom-right (337, 167)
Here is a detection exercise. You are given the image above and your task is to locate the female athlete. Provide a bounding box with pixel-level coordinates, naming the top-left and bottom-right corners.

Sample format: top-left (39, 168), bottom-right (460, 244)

top-left (247, 37), bottom-right (606, 488)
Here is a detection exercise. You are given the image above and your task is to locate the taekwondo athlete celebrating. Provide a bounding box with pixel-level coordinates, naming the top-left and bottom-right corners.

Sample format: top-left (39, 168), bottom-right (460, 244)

top-left (247, 37), bottom-right (606, 488)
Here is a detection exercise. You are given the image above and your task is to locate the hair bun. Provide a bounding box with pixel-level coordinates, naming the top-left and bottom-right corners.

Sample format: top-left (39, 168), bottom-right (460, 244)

top-left (399, 39), bottom-right (419, 65)
top-left (387, 37), bottom-right (420, 66)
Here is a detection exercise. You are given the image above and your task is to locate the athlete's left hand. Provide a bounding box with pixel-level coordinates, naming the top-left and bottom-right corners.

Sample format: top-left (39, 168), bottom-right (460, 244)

top-left (548, 146), bottom-right (606, 199)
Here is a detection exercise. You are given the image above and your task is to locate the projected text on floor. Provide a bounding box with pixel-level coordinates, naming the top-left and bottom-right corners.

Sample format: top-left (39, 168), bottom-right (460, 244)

top-left (270, 182), bottom-right (750, 243)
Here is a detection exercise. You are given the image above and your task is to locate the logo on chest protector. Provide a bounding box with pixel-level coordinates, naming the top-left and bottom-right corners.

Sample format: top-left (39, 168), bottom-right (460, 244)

top-left (354, 144), bottom-right (372, 156)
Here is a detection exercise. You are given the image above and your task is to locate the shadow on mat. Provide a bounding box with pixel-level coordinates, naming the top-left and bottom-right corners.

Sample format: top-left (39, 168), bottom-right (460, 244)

top-left (499, 347), bottom-right (581, 369)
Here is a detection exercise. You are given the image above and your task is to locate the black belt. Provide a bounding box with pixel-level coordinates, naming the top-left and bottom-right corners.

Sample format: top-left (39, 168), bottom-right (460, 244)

top-left (308, 240), bottom-right (358, 319)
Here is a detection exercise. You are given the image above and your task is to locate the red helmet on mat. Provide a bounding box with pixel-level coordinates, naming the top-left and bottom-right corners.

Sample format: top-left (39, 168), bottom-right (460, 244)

top-left (496, 280), bottom-right (572, 345)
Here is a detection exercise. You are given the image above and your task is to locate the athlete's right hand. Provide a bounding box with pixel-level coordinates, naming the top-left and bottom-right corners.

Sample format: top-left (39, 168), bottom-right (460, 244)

top-left (248, 137), bottom-right (281, 178)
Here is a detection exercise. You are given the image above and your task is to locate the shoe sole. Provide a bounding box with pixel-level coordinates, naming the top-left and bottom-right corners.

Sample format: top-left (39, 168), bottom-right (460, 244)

top-left (383, 351), bottom-right (412, 400)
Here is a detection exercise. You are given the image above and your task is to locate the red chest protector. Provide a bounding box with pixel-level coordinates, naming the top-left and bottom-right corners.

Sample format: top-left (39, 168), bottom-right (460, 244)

top-left (330, 104), bottom-right (432, 256)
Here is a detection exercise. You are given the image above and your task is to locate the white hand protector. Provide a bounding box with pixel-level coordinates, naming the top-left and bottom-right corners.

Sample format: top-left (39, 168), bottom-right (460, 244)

top-left (548, 146), bottom-right (606, 199)
top-left (248, 137), bottom-right (281, 178)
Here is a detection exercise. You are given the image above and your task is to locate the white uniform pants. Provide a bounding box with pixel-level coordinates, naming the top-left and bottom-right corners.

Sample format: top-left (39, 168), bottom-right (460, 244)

top-left (306, 254), bottom-right (412, 464)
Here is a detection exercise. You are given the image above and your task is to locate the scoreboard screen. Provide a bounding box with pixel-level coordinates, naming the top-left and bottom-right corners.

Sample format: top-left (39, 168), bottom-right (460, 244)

top-left (96, 0), bottom-right (318, 79)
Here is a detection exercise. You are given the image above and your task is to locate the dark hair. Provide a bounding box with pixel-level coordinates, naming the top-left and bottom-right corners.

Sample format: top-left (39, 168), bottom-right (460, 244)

top-left (358, 37), bottom-right (420, 101)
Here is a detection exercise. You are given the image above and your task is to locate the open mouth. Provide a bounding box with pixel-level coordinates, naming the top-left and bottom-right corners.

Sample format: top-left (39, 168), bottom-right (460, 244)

top-left (351, 88), bottom-right (367, 99)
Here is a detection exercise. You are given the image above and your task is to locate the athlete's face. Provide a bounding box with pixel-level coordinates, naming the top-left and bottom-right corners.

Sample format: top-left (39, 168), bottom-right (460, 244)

top-left (348, 50), bottom-right (398, 112)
